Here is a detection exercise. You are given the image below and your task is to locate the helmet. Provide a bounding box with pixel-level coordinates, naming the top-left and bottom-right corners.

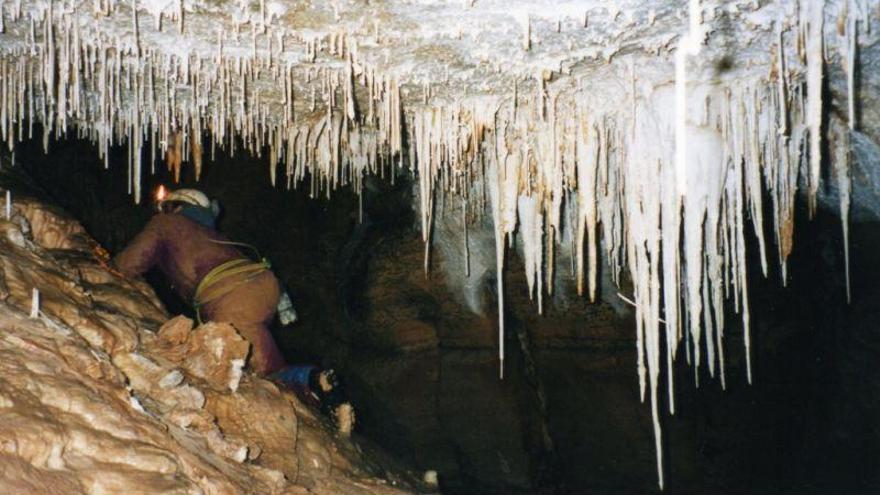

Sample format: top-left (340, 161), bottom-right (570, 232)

top-left (163, 188), bottom-right (211, 208)
top-left (157, 187), bottom-right (220, 217)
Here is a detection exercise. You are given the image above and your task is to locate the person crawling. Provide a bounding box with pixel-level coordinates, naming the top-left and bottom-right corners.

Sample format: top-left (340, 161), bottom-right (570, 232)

top-left (113, 186), bottom-right (353, 434)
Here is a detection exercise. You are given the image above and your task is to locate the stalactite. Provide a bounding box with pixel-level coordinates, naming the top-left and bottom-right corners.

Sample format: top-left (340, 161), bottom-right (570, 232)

top-left (192, 123), bottom-right (202, 181)
top-left (575, 111), bottom-right (599, 302)
top-left (743, 89), bottom-right (769, 277)
top-left (840, 7), bottom-right (860, 303)
top-left (845, 13), bottom-right (856, 130)
top-left (166, 130), bottom-right (182, 183)
top-left (177, 0), bottom-right (183, 34)
top-left (805, 0), bottom-right (825, 217)
top-left (674, 0), bottom-right (706, 197)
top-left (517, 193), bottom-right (543, 310)
top-left (463, 196), bottom-right (470, 277)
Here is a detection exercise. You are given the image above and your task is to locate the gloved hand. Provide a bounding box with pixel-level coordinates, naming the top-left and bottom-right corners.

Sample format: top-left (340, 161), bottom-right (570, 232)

top-left (277, 291), bottom-right (297, 326)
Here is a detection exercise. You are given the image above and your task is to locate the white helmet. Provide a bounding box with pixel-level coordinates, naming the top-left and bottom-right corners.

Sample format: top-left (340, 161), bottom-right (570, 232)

top-left (164, 188), bottom-right (211, 208)
top-left (157, 187), bottom-right (220, 217)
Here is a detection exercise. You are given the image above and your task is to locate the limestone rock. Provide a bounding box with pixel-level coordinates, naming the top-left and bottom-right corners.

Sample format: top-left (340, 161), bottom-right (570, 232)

top-left (205, 378), bottom-right (301, 477)
top-left (153, 317), bottom-right (249, 392)
top-left (15, 199), bottom-right (92, 251)
top-left (157, 315), bottom-right (193, 346)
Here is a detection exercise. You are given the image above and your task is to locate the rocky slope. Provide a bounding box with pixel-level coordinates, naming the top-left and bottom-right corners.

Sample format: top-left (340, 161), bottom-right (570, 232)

top-left (0, 186), bottom-right (433, 494)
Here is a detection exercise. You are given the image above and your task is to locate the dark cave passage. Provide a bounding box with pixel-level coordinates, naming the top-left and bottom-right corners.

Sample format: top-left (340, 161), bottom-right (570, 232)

top-left (6, 134), bottom-right (880, 495)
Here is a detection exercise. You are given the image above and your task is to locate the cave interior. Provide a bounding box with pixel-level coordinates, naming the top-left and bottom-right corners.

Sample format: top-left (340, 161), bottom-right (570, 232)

top-left (0, 1), bottom-right (879, 494)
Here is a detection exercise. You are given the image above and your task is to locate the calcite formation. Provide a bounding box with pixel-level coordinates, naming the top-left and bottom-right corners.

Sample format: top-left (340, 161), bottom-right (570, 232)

top-left (0, 189), bottom-right (426, 494)
top-left (152, 316), bottom-right (248, 392)
top-left (0, 0), bottom-right (877, 487)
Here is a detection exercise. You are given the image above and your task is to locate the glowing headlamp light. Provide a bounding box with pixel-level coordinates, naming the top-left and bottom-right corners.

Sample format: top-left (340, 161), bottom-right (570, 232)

top-left (155, 185), bottom-right (167, 211)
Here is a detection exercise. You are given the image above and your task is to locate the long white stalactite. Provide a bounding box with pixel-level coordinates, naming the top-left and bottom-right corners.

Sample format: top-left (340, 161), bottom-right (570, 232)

top-left (805, 0), bottom-right (825, 218)
top-left (0, 0), bottom-right (868, 489)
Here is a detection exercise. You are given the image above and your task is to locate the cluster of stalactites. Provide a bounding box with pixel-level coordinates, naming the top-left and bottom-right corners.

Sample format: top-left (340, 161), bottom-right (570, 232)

top-left (406, 1), bottom-right (869, 489)
top-left (0, 1), bottom-right (404, 206)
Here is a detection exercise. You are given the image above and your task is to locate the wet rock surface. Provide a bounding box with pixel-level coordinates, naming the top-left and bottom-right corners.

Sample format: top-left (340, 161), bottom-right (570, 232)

top-left (0, 188), bottom-right (432, 494)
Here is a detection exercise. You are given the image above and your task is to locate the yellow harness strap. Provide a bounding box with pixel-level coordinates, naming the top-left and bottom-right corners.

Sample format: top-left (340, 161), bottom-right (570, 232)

top-left (193, 258), bottom-right (270, 323)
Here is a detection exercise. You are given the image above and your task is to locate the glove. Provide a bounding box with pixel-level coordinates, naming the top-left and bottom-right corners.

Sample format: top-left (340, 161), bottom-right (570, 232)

top-left (277, 291), bottom-right (297, 326)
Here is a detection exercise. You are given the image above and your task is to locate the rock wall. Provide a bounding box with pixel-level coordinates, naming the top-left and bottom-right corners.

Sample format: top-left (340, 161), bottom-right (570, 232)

top-left (0, 186), bottom-right (431, 494)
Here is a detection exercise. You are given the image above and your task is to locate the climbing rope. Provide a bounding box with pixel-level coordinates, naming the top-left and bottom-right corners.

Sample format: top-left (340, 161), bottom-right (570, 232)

top-left (193, 257), bottom-right (270, 324)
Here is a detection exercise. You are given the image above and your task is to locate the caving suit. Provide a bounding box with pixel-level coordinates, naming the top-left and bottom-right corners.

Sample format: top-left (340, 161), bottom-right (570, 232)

top-left (114, 208), bottom-right (286, 375)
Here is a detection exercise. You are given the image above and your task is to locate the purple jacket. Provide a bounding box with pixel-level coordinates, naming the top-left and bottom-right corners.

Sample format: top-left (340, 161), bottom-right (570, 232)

top-left (114, 213), bottom-right (244, 302)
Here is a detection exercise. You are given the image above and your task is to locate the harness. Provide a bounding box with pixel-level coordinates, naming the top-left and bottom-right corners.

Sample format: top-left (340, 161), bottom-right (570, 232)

top-left (192, 242), bottom-right (272, 324)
